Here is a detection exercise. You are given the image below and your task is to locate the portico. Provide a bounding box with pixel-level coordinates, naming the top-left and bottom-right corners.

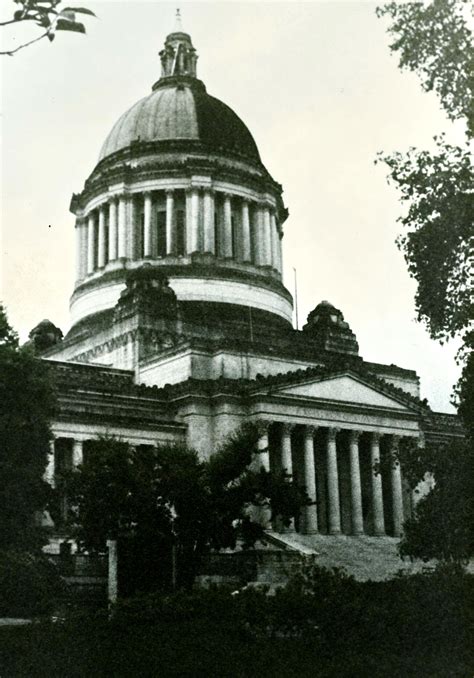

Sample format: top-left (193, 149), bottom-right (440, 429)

top-left (252, 420), bottom-right (413, 537)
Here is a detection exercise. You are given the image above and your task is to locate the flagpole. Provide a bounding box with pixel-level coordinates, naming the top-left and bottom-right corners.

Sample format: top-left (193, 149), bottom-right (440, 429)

top-left (293, 267), bottom-right (299, 330)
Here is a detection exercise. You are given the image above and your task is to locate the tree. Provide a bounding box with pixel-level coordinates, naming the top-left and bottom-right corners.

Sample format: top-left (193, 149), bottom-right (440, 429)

top-left (0, 304), bottom-right (62, 615)
top-left (65, 427), bottom-right (308, 592)
top-left (0, 304), bottom-right (56, 553)
top-left (1, 0), bottom-right (95, 56)
top-left (376, 0), bottom-right (474, 134)
top-left (376, 1), bottom-right (473, 352)
top-left (376, 1), bottom-right (474, 562)
top-left (397, 437), bottom-right (474, 563)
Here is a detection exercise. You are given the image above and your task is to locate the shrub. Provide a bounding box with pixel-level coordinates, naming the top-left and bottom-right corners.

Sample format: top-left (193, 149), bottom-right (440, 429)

top-left (0, 549), bottom-right (63, 617)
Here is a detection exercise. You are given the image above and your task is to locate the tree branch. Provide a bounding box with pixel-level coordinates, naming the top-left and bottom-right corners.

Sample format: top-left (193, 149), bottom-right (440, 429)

top-left (0, 29), bottom-right (51, 56)
top-left (0, 19), bottom-right (25, 27)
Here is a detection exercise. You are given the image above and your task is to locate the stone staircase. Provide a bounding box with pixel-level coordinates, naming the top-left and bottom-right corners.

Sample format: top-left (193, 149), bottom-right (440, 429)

top-left (265, 531), bottom-right (436, 581)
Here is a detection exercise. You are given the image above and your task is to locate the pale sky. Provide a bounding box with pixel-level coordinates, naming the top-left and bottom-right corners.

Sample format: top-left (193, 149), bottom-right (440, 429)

top-left (1, 1), bottom-right (465, 412)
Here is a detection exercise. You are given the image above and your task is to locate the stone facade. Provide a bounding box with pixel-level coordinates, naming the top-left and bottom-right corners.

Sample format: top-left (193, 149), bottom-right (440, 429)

top-left (36, 23), bottom-right (463, 557)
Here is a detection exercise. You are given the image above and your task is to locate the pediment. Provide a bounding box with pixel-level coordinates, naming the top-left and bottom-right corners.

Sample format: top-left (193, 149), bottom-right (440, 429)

top-left (275, 374), bottom-right (410, 411)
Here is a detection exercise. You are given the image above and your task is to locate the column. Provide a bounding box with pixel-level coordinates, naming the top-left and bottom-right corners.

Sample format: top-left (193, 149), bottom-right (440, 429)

top-left (190, 188), bottom-right (200, 253)
top-left (251, 205), bottom-right (261, 265)
top-left (75, 220), bottom-right (82, 281)
top-left (303, 426), bottom-right (318, 534)
top-left (44, 440), bottom-right (55, 487)
top-left (262, 206), bottom-right (272, 266)
top-left (223, 193), bottom-right (233, 258)
top-left (81, 219), bottom-right (88, 279)
top-left (280, 423), bottom-right (293, 475)
top-left (254, 206), bottom-right (261, 265)
top-left (143, 192), bottom-right (152, 257)
top-left (270, 212), bottom-right (279, 271)
top-left (255, 421), bottom-right (270, 472)
top-left (86, 213), bottom-right (95, 274)
top-left (326, 427), bottom-right (341, 534)
top-left (390, 436), bottom-right (404, 537)
top-left (75, 218), bottom-right (88, 281)
top-left (97, 207), bottom-right (106, 268)
top-left (254, 421), bottom-right (271, 529)
top-left (349, 430), bottom-right (364, 535)
top-left (241, 200), bottom-right (251, 262)
top-left (128, 197), bottom-right (136, 260)
top-left (370, 433), bottom-right (385, 536)
top-left (117, 195), bottom-right (127, 259)
top-left (165, 189), bottom-right (175, 255)
top-left (106, 539), bottom-right (118, 604)
top-left (108, 199), bottom-right (117, 261)
top-left (277, 232), bottom-right (283, 273)
top-left (279, 423), bottom-right (295, 532)
top-left (203, 190), bottom-right (215, 254)
top-left (72, 439), bottom-right (83, 467)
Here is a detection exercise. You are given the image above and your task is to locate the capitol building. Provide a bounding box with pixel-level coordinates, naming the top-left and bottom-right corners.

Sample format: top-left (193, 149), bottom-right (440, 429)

top-left (30, 20), bottom-right (461, 560)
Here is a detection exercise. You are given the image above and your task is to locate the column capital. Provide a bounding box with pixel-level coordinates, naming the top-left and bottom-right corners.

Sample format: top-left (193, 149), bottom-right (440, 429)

top-left (304, 424), bottom-right (318, 437)
top-left (165, 188), bottom-right (174, 197)
top-left (390, 434), bottom-right (401, 448)
top-left (327, 427), bottom-right (340, 442)
top-left (348, 429), bottom-right (362, 443)
top-left (281, 422), bottom-right (295, 435)
top-left (371, 431), bottom-right (382, 445)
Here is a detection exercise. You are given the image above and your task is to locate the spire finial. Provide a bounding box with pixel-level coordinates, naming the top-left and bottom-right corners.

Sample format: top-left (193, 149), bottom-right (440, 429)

top-left (158, 10), bottom-right (198, 81)
top-left (174, 8), bottom-right (183, 32)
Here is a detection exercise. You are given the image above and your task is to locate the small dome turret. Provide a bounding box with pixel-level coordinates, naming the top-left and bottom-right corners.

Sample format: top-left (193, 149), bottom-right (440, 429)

top-left (303, 302), bottom-right (359, 356)
top-left (27, 319), bottom-right (63, 354)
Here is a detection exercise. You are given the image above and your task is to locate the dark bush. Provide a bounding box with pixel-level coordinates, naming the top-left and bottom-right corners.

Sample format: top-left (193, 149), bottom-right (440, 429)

top-left (0, 549), bottom-right (63, 617)
top-left (1, 564), bottom-right (472, 677)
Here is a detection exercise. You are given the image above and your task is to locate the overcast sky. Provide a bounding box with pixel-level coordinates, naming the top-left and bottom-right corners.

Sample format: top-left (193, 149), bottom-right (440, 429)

top-left (1, 1), bottom-right (465, 412)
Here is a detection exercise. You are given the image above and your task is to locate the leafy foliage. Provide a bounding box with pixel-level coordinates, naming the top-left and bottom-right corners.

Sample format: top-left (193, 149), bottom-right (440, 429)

top-left (0, 304), bottom-right (56, 553)
top-left (376, 0), bottom-right (474, 135)
top-left (378, 137), bottom-right (473, 344)
top-left (2, 566), bottom-right (472, 677)
top-left (376, 0), bottom-right (473, 348)
top-left (0, 550), bottom-right (64, 617)
top-left (376, 0), bottom-right (474, 564)
top-left (398, 438), bottom-right (474, 563)
top-left (1, 0), bottom-right (95, 56)
top-left (65, 427), bottom-right (308, 591)
top-left (0, 305), bottom-right (62, 616)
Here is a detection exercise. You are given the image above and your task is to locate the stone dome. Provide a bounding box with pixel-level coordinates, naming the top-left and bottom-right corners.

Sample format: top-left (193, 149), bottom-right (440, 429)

top-left (69, 22), bottom-right (291, 336)
top-left (99, 78), bottom-right (261, 164)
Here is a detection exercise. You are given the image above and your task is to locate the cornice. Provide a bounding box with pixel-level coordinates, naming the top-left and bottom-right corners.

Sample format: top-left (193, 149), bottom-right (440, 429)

top-left (70, 263), bottom-right (293, 304)
top-left (247, 366), bottom-right (430, 413)
top-left (70, 143), bottom-right (285, 218)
